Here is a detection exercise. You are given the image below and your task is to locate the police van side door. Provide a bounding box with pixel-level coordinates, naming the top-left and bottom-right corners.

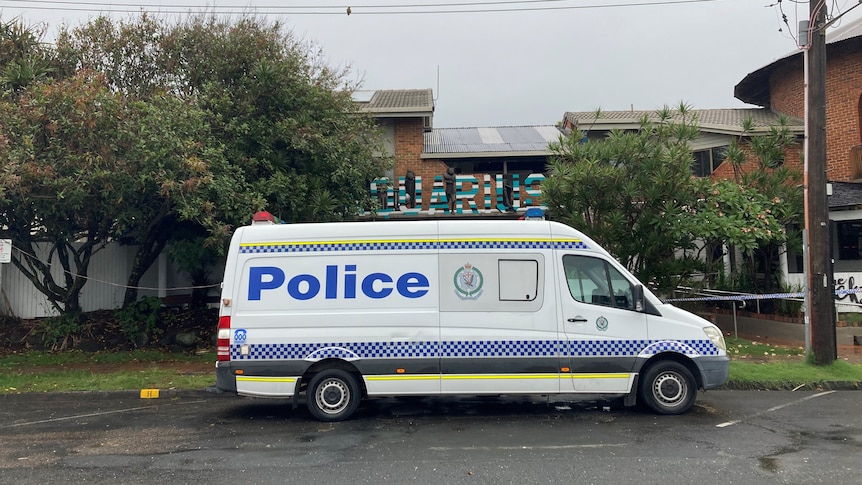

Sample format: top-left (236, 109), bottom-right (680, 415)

top-left (439, 252), bottom-right (560, 394)
top-left (557, 253), bottom-right (647, 393)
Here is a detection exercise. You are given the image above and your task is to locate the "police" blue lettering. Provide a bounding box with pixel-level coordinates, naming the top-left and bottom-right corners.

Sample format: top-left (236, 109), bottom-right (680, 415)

top-left (248, 265), bottom-right (429, 301)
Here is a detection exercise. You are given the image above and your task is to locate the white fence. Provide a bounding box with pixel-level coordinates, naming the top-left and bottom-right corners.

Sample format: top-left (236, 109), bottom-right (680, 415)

top-left (0, 242), bottom-right (219, 319)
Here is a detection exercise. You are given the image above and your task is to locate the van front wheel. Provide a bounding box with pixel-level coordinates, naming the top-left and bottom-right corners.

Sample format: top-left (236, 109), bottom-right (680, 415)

top-left (639, 361), bottom-right (696, 415)
top-left (306, 369), bottom-right (361, 422)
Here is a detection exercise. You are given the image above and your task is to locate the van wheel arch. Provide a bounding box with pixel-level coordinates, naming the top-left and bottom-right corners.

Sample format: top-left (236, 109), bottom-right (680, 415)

top-left (638, 353), bottom-right (703, 389)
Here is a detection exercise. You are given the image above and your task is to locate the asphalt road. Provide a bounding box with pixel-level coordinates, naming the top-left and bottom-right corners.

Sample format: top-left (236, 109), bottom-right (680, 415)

top-left (0, 390), bottom-right (860, 484)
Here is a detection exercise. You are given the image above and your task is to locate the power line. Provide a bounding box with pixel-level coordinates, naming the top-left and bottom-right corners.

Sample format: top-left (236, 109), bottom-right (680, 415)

top-left (0, 0), bottom-right (729, 15)
top-left (9, 0), bottom-right (584, 8)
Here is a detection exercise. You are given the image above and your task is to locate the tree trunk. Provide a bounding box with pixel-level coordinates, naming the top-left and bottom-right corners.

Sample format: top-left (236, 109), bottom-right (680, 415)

top-left (122, 216), bottom-right (175, 307)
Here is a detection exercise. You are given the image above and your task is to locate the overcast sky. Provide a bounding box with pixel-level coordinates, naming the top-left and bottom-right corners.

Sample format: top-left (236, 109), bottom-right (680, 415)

top-left (3, 0), bottom-right (862, 127)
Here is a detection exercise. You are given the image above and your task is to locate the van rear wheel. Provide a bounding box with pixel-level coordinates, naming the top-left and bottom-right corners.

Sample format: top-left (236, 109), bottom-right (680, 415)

top-left (639, 361), bottom-right (696, 415)
top-left (306, 369), bottom-right (361, 422)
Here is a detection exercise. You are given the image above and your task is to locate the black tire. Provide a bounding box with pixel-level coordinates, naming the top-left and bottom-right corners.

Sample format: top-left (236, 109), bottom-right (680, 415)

top-left (306, 369), bottom-right (361, 422)
top-left (638, 361), bottom-right (697, 415)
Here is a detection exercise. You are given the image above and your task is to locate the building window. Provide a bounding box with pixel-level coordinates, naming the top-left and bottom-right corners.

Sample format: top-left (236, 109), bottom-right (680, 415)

top-left (838, 222), bottom-right (862, 260)
top-left (692, 146), bottom-right (727, 177)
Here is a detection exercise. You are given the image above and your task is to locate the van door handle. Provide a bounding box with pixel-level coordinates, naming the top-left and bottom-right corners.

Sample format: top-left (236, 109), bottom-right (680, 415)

top-left (568, 317), bottom-right (588, 323)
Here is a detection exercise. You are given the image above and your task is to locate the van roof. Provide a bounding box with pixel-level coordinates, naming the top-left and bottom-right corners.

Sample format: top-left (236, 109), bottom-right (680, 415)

top-left (237, 219), bottom-right (586, 243)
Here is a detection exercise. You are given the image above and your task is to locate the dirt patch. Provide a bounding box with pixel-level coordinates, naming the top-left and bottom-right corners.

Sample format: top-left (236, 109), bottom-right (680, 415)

top-left (7, 360), bottom-right (213, 376)
top-left (0, 308), bottom-right (217, 355)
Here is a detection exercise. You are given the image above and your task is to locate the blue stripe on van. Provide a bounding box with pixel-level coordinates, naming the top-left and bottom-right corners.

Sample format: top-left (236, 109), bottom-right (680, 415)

top-left (239, 239), bottom-right (589, 254)
top-left (229, 339), bottom-right (720, 360)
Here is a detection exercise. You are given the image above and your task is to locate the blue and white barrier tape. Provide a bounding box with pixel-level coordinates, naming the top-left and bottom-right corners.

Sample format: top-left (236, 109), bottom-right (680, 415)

top-left (663, 287), bottom-right (862, 303)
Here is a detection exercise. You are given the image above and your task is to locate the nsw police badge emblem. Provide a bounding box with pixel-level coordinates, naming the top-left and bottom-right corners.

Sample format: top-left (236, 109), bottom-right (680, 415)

top-left (596, 316), bottom-right (609, 331)
top-left (453, 263), bottom-right (483, 299)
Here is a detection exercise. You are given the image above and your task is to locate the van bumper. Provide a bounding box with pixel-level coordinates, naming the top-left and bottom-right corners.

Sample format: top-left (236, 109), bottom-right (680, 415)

top-left (695, 356), bottom-right (730, 390)
top-left (215, 362), bottom-right (237, 393)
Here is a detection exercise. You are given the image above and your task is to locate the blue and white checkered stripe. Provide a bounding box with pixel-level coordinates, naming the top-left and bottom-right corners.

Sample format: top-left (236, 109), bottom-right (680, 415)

top-left (239, 239), bottom-right (589, 254)
top-left (230, 338), bottom-right (719, 360)
top-left (440, 340), bottom-right (558, 357)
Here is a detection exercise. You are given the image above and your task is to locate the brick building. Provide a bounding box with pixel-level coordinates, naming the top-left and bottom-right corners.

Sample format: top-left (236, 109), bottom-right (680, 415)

top-left (734, 17), bottom-right (862, 303)
top-left (735, 18), bottom-right (862, 182)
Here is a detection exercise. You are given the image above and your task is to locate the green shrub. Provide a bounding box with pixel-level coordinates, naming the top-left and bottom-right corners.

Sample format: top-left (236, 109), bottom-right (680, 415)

top-left (116, 296), bottom-right (163, 347)
top-left (39, 313), bottom-right (82, 350)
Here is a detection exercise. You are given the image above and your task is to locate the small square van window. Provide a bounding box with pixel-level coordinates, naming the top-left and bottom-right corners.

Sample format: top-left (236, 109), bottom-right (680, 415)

top-left (498, 259), bottom-right (539, 301)
top-left (563, 255), bottom-right (635, 311)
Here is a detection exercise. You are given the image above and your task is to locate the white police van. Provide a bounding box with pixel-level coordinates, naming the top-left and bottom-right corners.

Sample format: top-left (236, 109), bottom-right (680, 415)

top-left (215, 212), bottom-right (729, 421)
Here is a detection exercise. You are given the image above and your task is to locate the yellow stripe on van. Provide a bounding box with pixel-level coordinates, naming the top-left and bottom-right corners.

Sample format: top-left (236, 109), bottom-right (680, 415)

top-left (438, 373), bottom-right (631, 381)
top-left (240, 237), bottom-right (582, 247)
top-left (365, 375), bottom-right (440, 381)
top-left (442, 374), bottom-right (562, 381)
top-left (235, 376), bottom-right (297, 383)
top-left (442, 237), bottom-right (581, 244)
top-left (571, 373), bottom-right (631, 379)
top-left (240, 239), bottom-right (438, 247)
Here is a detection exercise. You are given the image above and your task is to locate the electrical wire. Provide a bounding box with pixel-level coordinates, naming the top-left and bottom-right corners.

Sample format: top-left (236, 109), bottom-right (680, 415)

top-left (8, 243), bottom-right (219, 292)
top-left (0, 0), bottom-right (730, 15)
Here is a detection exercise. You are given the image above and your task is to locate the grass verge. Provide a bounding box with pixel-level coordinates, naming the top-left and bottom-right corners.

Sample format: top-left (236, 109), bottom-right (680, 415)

top-left (728, 360), bottom-right (862, 390)
top-left (0, 350), bottom-right (215, 394)
top-left (1, 369), bottom-right (215, 394)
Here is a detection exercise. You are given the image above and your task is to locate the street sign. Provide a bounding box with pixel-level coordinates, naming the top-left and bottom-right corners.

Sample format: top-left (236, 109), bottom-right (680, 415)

top-left (0, 239), bottom-right (10, 263)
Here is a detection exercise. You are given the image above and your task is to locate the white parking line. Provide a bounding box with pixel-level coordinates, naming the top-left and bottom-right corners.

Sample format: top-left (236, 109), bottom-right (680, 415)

top-left (429, 443), bottom-right (627, 451)
top-left (716, 391), bottom-right (836, 428)
top-left (2, 399), bottom-right (207, 428)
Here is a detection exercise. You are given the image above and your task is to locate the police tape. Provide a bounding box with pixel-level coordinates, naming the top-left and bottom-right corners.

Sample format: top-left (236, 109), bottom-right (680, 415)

top-left (663, 287), bottom-right (862, 303)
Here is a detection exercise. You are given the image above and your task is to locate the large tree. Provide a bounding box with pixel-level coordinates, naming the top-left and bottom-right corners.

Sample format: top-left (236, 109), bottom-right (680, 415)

top-left (50, 14), bottom-right (389, 306)
top-left (542, 104), bottom-right (797, 293)
top-left (723, 115), bottom-right (803, 294)
top-left (163, 15), bottom-right (389, 223)
top-left (0, 71), bottom-right (133, 313)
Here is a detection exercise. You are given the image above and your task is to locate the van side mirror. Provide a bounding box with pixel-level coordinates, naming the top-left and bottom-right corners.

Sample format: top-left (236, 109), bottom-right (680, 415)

top-left (633, 284), bottom-right (644, 312)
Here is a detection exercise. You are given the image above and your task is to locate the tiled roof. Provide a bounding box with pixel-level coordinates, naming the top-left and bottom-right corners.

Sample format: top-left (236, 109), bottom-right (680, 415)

top-left (830, 181), bottom-right (862, 208)
top-left (423, 126), bottom-right (563, 156)
top-left (354, 89), bottom-right (434, 114)
top-left (563, 108), bottom-right (803, 134)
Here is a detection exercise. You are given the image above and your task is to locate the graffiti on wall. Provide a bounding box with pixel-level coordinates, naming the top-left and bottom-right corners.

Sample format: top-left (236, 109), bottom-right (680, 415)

top-left (836, 273), bottom-right (862, 305)
top-left (370, 173), bottom-right (545, 215)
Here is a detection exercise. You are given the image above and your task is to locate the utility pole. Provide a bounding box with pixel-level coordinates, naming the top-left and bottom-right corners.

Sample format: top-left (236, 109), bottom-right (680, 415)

top-left (805, 0), bottom-right (837, 365)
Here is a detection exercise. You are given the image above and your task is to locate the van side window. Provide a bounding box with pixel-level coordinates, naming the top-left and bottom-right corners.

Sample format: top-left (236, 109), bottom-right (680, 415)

top-left (563, 255), bottom-right (635, 311)
top-left (498, 259), bottom-right (539, 301)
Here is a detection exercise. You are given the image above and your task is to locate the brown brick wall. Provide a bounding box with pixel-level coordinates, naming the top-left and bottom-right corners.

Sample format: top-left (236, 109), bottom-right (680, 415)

top-left (770, 60), bottom-right (804, 117)
top-left (710, 137), bottom-right (803, 182)
top-left (769, 40), bottom-right (862, 181)
top-left (824, 42), bottom-right (862, 180)
top-left (392, 118), bottom-right (446, 210)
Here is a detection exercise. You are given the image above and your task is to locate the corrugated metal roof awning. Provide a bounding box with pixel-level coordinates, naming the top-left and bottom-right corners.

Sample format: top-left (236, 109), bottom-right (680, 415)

top-left (423, 125), bottom-right (563, 158)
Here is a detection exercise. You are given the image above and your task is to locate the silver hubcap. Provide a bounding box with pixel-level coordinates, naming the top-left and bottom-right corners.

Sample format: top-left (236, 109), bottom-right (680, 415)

top-left (315, 378), bottom-right (350, 415)
top-left (652, 372), bottom-right (687, 406)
